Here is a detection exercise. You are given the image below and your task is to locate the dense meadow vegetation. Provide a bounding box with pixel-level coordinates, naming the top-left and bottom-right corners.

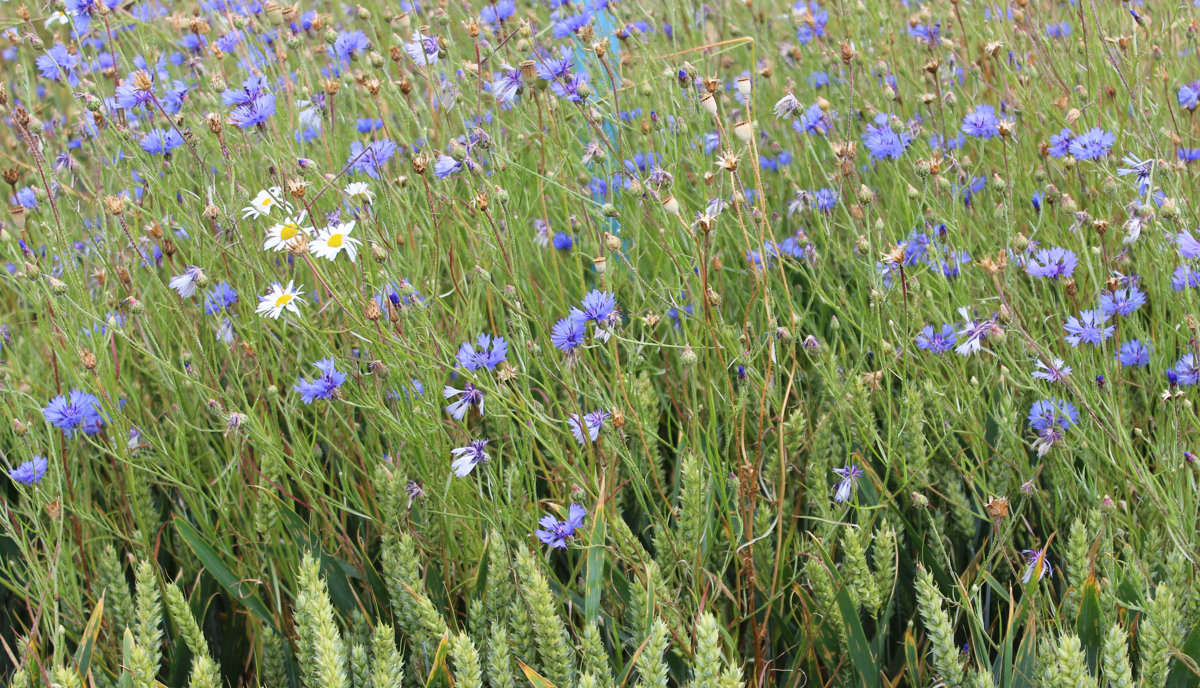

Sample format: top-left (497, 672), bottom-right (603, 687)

top-left (5, 0), bottom-right (1200, 685)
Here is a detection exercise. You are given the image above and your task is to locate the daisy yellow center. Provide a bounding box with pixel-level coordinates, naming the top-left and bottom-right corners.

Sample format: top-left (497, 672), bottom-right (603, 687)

top-left (327, 233), bottom-right (344, 248)
top-left (280, 224), bottom-right (299, 240)
top-left (274, 294), bottom-right (293, 307)
top-left (260, 197), bottom-right (275, 208)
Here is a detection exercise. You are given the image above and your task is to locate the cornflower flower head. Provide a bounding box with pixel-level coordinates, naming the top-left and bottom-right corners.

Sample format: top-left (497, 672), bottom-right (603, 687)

top-left (263, 213), bottom-right (311, 252)
top-left (568, 410), bottom-right (610, 444)
top-left (1021, 548), bottom-right (1053, 583)
top-left (1117, 155), bottom-right (1154, 196)
top-left (113, 70), bottom-right (157, 110)
top-left (9, 456), bottom-right (48, 485)
top-left (311, 221), bottom-right (362, 262)
top-left (916, 324), bottom-right (956, 354)
top-left (1032, 358), bottom-right (1072, 384)
top-left (1068, 127), bottom-right (1114, 161)
top-left (1048, 128), bottom-right (1074, 158)
top-left (347, 139), bottom-right (398, 179)
top-left (1025, 247), bottom-right (1078, 279)
top-left (168, 265), bottom-right (206, 299)
top-left (43, 389), bottom-right (106, 437)
top-left (1179, 81), bottom-right (1200, 110)
top-left (961, 104), bottom-right (1000, 139)
top-left (796, 103), bottom-right (829, 135)
top-left (1177, 229), bottom-right (1200, 259)
top-left (444, 383), bottom-right (485, 420)
top-left (1063, 309), bottom-right (1114, 347)
top-left (450, 439), bottom-right (490, 477)
top-left (832, 463), bottom-right (863, 503)
top-left (492, 63), bottom-right (523, 104)
top-left (294, 358), bottom-right (347, 403)
top-left (551, 316), bottom-right (586, 353)
top-left (456, 334), bottom-right (509, 371)
top-left (204, 282), bottom-right (238, 315)
top-left (255, 281), bottom-right (305, 319)
top-left (861, 114), bottom-right (911, 160)
top-left (1118, 340), bottom-right (1151, 368)
top-left (229, 92), bottom-right (276, 129)
top-left (1028, 398), bottom-right (1078, 456)
top-left (139, 128), bottom-right (185, 156)
top-left (405, 30), bottom-right (440, 65)
top-left (328, 30), bottom-right (370, 63)
top-left (955, 308), bottom-right (996, 357)
top-left (773, 91), bottom-right (800, 118)
top-left (480, 0), bottom-right (515, 23)
top-left (575, 290), bottom-right (617, 322)
top-left (1172, 265), bottom-right (1200, 291)
top-left (1099, 286), bottom-right (1146, 318)
top-left (1172, 354), bottom-right (1200, 386)
top-left (535, 504), bottom-right (587, 549)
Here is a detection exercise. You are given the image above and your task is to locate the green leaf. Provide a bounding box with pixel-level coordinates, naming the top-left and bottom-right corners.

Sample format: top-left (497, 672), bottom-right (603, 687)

top-left (834, 586), bottom-right (880, 688)
top-left (584, 490), bottom-right (607, 622)
top-left (1166, 622), bottom-right (1200, 688)
top-left (74, 593), bottom-right (105, 682)
top-left (174, 517), bottom-right (278, 631)
top-left (1075, 577), bottom-right (1103, 675)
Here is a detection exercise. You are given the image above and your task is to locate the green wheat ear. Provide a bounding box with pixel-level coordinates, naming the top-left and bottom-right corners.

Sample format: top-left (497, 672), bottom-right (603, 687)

top-left (133, 560), bottom-right (162, 656)
top-left (1101, 625), bottom-right (1133, 688)
top-left (915, 566), bottom-right (966, 688)
top-left (1140, 583), bottom-right (1183, 688)
top-left (514, 549), bottom-right (576, 688)
top-left (370, 623), bottom-right (405, 688)
top-left (486, 622), bottom-right (516, 688)
top-left (295, 553), bottom-right (350, 688)
top-left (450, 632), bottom-right (484, 688)
top-left (633, 618), bottom-right (670, 688)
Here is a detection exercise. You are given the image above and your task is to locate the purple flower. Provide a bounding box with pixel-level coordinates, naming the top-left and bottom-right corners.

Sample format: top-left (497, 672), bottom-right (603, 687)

top-left (444, 383), bottom-right (484, 420)
top-left (168, 265), bottom-right (205, 298)
top-left (43, 390), bottom-right (106, 437)
top-left (1063, 310), bottom-right (1114, 347)
top-left (294, 358), bottom-right (347, 403)
top-left (552, 232), bottom-right (574, 251)
top-left (1099, 287), bottom-right (1145, 318)
top-left (1025, 247), bottom-right (1078, 279)
top-left (1032, 358), bottom-right (1072, 384)
top-left (328, 30), bottom-right (370, 63)
top-left (405, 30), bottom-right (440, 65)
top-left (1048, 128), bottom-right (1074, 158)
top-left (1068, 127), bottom-right (1114, 161)
top-left (575, 291), bottom-right (616, 322)
top-left (568, 410), bottom-right (610, 444)
top-left (433, 155), bottom-right (462, 179)
top-left (961, 104), bottom-right (1000, 139)
top-left (796, 103), bottom-right (829, 135)
top-left (832, 464), bottom-right (863, 503)
top-left (456, 334), bottom-right (509, 371)
top-left (36, 44), bottom-right (80, 86)
top-left (1172, 265), bottom-right (1200, 291)
top-left (1117, 340), bottom-right (1150, 368)
top-left (204, 282), bottom-right (238, 315)
top-left (955, 310), bottom-right (995, 357)
top-left (491, 64), bottom-right (523, 104)
top-left (450, 439), bottom-right (490, 477)
top-left (551, 317), bottom-right (586, 352)
top-left (480, 0), bottom-right (515, 23)
top-left (916, 324), bottom-right (956, 354)
top-left (861, 114), bottom-right (911, 161)
top-left (230, 93), bottom-right (276, 129)
top-left (1180, 81), bottom-right (1200, 111)
top-left (1172, 354), bottom-right (1200, 386)
top-left (140, 128), bottom-right (185, 155)
top-left (535, 503), bottom-right (587, 549)
top-left (9, 456), bottom-right (48, 485)
top-left (1027, 398), bottom-right (1078, 432)
top-left (1021, 548), bottom-right (1053, 583)
top-left (347, 139), bottom-right (398, 179)
top-left (1177, 229), bottom-right (1200, 259)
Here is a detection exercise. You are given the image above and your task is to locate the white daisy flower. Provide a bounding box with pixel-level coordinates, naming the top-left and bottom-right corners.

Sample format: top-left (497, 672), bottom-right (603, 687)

top-left (45, 10), bottom-right (70, 27)
top-left (262, 212), bottom-right (311, 252)
top-left (344, 182), bottom-right (375, 204)
top-left (311, 221), bottom-right (362, 263)
top-left (242, 187), bottom-right (290, 219)
top-left (255, 281), bottom-right (305, 319)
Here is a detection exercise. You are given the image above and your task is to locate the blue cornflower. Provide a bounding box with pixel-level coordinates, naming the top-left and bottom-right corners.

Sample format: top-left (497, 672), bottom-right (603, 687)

top-left (812, 187), bottom-right (838, 213)
top-left (1048, 128), bottom-right (1074, 158)
top-left (1180, 148), bottom-right (1200, 163)
top-left (450, 439), bottom-right (490, 477)
top-left (433, 155), bottom-right (463, 179)
top-left (1099, 287), bottom-right (1145, 318)
top-left (1117, 155), bottom-right (1154, 196)
top-left (9, 456), bottom-right (48, 485)
top-left (1179, 81), bottom-right (1200, 111)
top-left (456, 334), bottom-right (509, 371)
top-left (796, 103), bottom-right (829, 135)
top-left (204, 282), bottom-right (238, 315)
top-left (1021, 548), bottom-right (1053, 583)
top-left (535, 504), bottom-right (587, 549)
top-left (43, 389), bottom-right (106, 437)
top-left (230, 92), bottom-right (276, 129)
top-left (139, 128), bottom-right (185, 155)
top-left (568, 410), bottom-right (610, 444)
top-left (916, 324), bottom-right (956, 354)
top-left (13, 187), bottom-right (38, 210)
top-left (1032, 358), bottom-right (1072, 384)
top-left (294, 359), bottom-right (347, 403)
top-left (36, 44), bottom-right (80, 86)
top-left (328, 30), bottom-right (370, 63)
top-left (575, 291), bottom-right (617, 322)
top-left (443, 383), bottom-right (484, 420)
top-left (1063, 310), bottom-right (1114, 347)
top-left (832, 464), bottom-right (863, 503)
top-left (1027, 398), bottom-right (1078, 432)
top-left (862, 114), bottom-right (912, 160)
top-left (1025, 247), bottom-right (1078, 279)
top-left (1172, 265), bottom-right (1200, 291)
top-left (356, 118), bottom-right (383, 133)
top-left (552, 233), bottom-right (574, 251)
top-left (1068, 127), bottom-right (1114, 161)
top-left (113, 73), bottom-right (156, 110)
top-left (1177, 229), bottom-right (1200, 259)
top-left (1117, 340), bottom-right (1151, 368)
top-left (491, 64), bottom-right (523, 104)
top-left (347, 139), bottom-right (398, 179)
top-left (480, 0), bottom-right (515, 23)
top-left (551, 317), bottom-right (586, 352)
top-left (1172, 354), bottom-right (1200, 386)
top-left (961, 104), bottom-right (1000, 139)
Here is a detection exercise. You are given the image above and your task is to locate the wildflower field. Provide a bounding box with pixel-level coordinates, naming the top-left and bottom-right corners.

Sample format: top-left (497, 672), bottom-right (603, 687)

top-left (6, 0), bottom-right (1200, 685)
